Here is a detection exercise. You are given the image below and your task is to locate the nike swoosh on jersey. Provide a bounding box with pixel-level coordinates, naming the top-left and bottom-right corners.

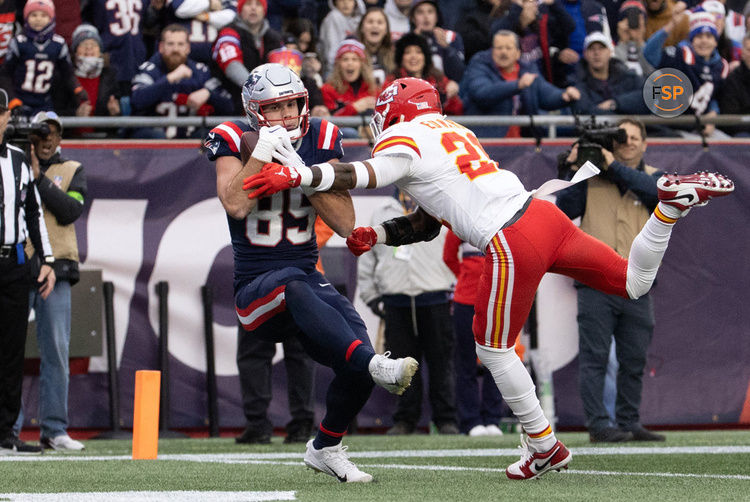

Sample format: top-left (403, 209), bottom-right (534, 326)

top-left (319, 283), bottom-right (331, 287)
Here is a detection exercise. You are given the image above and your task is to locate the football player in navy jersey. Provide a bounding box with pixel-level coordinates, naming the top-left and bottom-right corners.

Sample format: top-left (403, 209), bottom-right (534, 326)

top-left (204, 63), bottom-right (418, 483)
top-left (0, 0), bottom-right (88, 116)
top-left (131, 24), bottom-right (233, 138)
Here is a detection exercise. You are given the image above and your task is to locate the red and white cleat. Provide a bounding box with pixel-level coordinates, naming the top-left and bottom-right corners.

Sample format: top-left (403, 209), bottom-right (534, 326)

top-left (505, 436), bottom-right (572, 480)
top-left (657, 172), bottom-right (734, 211)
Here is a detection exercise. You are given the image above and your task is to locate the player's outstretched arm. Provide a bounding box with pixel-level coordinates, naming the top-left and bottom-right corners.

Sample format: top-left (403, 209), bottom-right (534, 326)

top-left (346, 207), bottom-right (441, 256)
top-left (244, 156), bottom-right (410, 198)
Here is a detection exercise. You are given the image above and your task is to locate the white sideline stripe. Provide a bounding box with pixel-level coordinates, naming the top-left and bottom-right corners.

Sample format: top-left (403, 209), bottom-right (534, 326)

top-left (150, 458), bottom-right (750, 482)
top-left (2, 445), bottom-right (750, 462)
top-left (565, 469), bottom-right (750, 481)
top-left (0, 491), bottom-right (296, 501)
top-left (352, 464), bottom-right (750, 481)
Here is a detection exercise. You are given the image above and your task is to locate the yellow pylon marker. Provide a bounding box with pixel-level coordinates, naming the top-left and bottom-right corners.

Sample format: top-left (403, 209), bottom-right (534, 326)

top-left (132, 370), bottom-right (161, 460)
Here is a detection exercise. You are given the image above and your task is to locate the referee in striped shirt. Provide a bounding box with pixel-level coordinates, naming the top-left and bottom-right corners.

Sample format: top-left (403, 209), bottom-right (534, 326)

top-left (0, 88), bottom-right (56, 454)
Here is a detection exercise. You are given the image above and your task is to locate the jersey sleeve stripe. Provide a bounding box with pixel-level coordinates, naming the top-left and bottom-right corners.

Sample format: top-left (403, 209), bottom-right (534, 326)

top-left (328, 123), bottom-right (340, 149)
top-left (213, 123), bottom-right (241, 152)
top-left (372, 136), bottom-right (421, 157)
top-left (225, 121), bottom-right (243, 137)
top-left (318, 121), bottom-right (335, 149)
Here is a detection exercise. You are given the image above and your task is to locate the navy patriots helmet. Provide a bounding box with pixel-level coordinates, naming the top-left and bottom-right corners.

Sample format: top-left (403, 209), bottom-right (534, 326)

top-left (241, 63), bottom-right (310, 141)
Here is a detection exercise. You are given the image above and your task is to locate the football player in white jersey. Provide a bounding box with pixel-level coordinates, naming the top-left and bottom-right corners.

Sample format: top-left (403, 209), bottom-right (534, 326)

top-left (243, 77), bottom-right (735, 480)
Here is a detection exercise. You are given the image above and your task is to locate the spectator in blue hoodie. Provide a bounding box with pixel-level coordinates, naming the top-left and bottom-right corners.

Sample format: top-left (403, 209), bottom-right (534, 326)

top-left (460, 30), bottom-right (580, 137)
top-left (644, 10), bottom-right (729, 137)
top-left (571, 31), bottom-right (649, 115)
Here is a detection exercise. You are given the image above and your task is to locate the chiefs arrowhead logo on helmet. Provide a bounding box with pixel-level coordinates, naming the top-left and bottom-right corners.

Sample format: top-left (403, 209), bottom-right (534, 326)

top-left (370, 78), bottom-right (442, 138)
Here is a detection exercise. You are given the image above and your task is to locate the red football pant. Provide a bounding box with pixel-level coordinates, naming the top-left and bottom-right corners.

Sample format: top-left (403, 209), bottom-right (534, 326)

top-left (473, 199), bottom-right (628, 349)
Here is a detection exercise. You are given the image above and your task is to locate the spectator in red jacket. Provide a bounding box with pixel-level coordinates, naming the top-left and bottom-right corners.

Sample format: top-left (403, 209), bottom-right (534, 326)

top-left (321, 39), bottom-right (380, 126)
top-left (385, 32), bottom-right (463, 115)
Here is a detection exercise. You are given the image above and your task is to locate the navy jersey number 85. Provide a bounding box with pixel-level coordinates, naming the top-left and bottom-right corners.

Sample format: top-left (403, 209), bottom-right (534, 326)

top-left (205, 117), bottom-right (343, 290)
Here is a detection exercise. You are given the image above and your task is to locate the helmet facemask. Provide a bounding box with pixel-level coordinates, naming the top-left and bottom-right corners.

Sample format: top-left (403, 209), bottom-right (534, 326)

top-left (249, 94), bottom-right (309, 141)
top-left (370, 78), bottom-right (441, 138)
top-left (369, 104), bottom-right (388, 139)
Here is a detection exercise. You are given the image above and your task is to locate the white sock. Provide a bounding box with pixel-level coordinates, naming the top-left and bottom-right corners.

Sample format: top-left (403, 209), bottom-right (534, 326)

top-left (476, 344), bottom-right (556, 451)
top-left (626, 203), bottom-right (678, 299)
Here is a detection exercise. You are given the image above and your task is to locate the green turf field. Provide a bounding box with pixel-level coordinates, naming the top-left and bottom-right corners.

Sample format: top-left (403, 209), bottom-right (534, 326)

top-left (1, 430), bottom-right (749, 501)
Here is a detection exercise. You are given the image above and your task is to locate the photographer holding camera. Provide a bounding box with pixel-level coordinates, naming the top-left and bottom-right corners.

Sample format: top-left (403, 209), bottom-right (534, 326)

top-left (556, 118), bottom-right (666, 443)
top-left (0, 88), bottom-right (56, 455)
top-left (13, 111), bottom-right (86, 451)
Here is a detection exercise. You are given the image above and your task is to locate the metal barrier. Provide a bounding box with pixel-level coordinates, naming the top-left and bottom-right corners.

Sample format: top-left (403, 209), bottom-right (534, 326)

top-left (57, 113), bottom-right (750, 135)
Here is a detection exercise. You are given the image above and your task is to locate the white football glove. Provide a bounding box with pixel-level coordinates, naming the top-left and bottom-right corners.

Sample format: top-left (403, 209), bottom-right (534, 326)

top-left (272, 133), bottom-right (317, 195)
top-left (252, 125), bottom-right (288, 163)
top-left (273, 132), bottom-right (305, 169)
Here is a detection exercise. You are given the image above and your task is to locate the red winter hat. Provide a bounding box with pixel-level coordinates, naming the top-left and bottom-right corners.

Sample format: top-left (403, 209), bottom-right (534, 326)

top-left (238, 0), bottom-right (267, 14)
top-left (24, 0), bottom-right (55, 20)
top-left (335, 39), bottom-right (366, 61)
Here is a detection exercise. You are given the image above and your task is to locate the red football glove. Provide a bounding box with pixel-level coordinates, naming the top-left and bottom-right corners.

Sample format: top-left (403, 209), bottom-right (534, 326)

top-left (346, 227), bottom-right (378, 256)
top-left (243, 162), bottom-right (301, 199)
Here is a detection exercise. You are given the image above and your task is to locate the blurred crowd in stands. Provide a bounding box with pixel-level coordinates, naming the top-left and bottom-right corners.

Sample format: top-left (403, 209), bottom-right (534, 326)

top-left (1, 0), bottom-right (749, 139)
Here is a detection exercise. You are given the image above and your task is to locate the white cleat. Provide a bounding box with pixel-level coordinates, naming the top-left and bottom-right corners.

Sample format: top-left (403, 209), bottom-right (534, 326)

top-left (368, 351), bottom-right (419, 395)
top-left (303, 440), bottom-right (373, 483)
top-left (42, 434), bottom-right (85, 451)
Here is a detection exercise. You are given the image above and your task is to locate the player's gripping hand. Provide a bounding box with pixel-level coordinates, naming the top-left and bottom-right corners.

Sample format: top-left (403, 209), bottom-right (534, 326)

top-left (273, 132), bottom-right (305, 169)
top-left (346, 227), bottom-right (378, 256)
top-left (252, 125), bottom-right (289, 162)
top-left (244, 162), bottom-right (301, 199)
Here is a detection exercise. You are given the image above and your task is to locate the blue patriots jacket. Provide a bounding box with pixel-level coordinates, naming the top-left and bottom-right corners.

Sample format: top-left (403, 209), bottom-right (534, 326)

top-left (204, 117), bottom-right (343, 291)
top-left (131, 53), bottom-right (233, 136)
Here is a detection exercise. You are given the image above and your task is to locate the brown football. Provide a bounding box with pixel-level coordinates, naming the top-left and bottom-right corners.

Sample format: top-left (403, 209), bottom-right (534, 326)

top-left (240, 130), bottom-right (259, 166)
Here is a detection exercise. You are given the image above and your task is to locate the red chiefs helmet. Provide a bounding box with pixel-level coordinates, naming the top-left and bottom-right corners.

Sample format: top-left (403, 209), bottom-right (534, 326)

top-left (370, 78), bottom-right (442, 137)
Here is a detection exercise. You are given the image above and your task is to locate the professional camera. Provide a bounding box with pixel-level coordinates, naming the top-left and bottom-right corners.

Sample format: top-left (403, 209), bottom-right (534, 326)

top-left (4, 115), bottom-right (50, 145)
top-left (573, 121), bottom-right (627, 168)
